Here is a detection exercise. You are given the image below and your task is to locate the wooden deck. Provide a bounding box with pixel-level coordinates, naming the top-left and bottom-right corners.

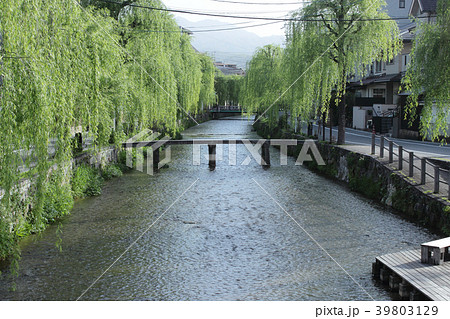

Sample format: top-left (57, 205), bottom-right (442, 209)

top-left (376, 249), bottom-right (450, 301)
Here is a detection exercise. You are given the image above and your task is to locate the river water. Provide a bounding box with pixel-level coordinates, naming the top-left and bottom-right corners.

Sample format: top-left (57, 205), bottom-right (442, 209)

top-left (0, 117), bottom-right (436, 300)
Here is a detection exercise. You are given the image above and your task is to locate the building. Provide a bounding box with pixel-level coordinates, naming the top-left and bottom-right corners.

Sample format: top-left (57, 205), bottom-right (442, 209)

top-left (409, 0), bottom-right (438, 22)
top-left (349, 0), bottom-right (441, 140)
top-left (214, 62), bottom-right (245, 76)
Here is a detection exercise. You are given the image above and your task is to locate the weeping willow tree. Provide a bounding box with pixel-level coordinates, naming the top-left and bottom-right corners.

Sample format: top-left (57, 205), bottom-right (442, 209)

top-left (215, 73), bottom-right (243, 107)
top-left (285, 0), bottom-right (402, 144)
top-left (198, 54), bottom-right (217, 110)
top-left (120, 0), bottom-right (214, 128)
top-left (176, 34), bottom-right (203, 115)
top-left (0, 0), bottom-right (126, 263)
top-left (0, 0), bottom-right (215, 261)
top-left (80, 0), bottom-right (136, 19)
top-left (121, 0), bottom-right (181, 134)
top-left (241, 45), bottom-right (285, 125)
top-left (402, 0), bottom-right (450, 142)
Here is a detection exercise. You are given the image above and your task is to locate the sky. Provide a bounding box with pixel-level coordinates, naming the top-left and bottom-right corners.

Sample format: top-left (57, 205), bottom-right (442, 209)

top-left (161, 0), bottom-right (308, 37)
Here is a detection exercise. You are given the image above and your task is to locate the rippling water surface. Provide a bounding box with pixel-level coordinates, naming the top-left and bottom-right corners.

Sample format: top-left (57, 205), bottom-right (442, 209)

top-left (0, 117), bottom-right (436, 300)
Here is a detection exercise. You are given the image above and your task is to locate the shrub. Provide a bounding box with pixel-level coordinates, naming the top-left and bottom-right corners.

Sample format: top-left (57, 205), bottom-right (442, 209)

top-left (0, 217), bottom-right (15, 261)
top-left (72, 165), bottom-right (104, 199)
top-left (102, 164), bottom-right (123, 180)
top-left (43, 172), bottom-right (74, 223)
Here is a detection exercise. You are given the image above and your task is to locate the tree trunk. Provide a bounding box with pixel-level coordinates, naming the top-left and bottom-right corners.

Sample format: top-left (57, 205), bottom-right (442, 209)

top-left (322, 112), bottom-right (326, 142)
top-left (329, 109), bottom-right (333, 143)
top-left (337, 95), bottom-right (346, 145)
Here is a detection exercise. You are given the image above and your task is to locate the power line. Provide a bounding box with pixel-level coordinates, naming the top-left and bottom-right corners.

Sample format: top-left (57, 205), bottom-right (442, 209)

top-left (97, 0), bottom-right (299, 21)
top-left (186, 20), bottom-right (269, 28)
top-left (184, 15), bottom-right (286, 29)
top-left (96, 0), bottom-right (428, 22)
top-left (124, 20), bottom-right (284, 33)
top-left (171, 7), bottom-right (295, 15)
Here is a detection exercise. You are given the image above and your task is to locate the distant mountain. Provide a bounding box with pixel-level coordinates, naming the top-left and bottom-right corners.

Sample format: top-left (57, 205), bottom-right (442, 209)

top-left (176, 17), bottom-right (285, 68)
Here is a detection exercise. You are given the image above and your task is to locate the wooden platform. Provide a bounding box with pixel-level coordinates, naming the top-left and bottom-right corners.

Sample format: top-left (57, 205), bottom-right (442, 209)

top-left (376, 249), bottom-right (450, 301)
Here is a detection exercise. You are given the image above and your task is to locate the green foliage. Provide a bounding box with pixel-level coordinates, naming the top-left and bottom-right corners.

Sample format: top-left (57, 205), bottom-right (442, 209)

top-left (72, 165), bottom-right (104, 199)
top-left (241, 45), bottom-right (285, 125)
top-left (0, 218), bottom-right (15, 261)
top-left (199, 54), bottom-right (217, 109)
top-left (43, 171), bottom-right (74, 224)
top-left (244, 0), bottom-right (402, 144)
top-left (349, 175), bottom-right (383, 200)
top-left (0, 0), bottom-right (216, 262)
top-left (0, 192), bottom-right (28, 271)
top-left (102, 164), bottom-right (123, 180)
top-left (215, 73), bottom-right (243, 106)
top-left (402, 0), bottom-right (450, 141)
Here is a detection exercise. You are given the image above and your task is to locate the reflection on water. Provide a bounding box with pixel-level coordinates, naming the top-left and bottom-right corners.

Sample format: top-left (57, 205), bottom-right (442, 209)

top-left (0, 116), bottom-right (436, 300)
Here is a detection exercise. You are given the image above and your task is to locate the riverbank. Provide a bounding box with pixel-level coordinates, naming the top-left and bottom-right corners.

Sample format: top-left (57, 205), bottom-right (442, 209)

top-left (0, 112), bottom-right (213, 267)
top-left (253, 119), bottom-right (450, 236)
top-left (0, 149), bottom-right (125, 269)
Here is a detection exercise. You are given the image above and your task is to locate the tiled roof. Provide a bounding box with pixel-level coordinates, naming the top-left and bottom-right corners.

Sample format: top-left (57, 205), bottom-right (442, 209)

top-left (348, 73), bottom-right (403, 87)
top-left (419, 0), bottom-right (438, 13)
top-left (399, 23), bottom-right (415, 41)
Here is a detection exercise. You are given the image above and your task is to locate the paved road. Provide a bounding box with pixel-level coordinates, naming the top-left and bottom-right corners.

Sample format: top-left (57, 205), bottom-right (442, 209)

top-left (314, 125), bottom-right (450, 158)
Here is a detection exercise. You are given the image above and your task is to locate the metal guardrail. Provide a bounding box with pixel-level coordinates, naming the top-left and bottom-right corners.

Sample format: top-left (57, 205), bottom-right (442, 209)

top-left (371, 133), bottom-right (450, 199)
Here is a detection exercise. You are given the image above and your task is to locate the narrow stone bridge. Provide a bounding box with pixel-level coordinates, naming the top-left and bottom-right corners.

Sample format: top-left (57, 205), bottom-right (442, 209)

top-left (122, 139), bottom-right (313, 171)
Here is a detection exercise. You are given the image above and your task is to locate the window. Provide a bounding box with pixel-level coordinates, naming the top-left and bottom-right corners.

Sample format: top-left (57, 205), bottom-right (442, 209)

top-left (399, 0), bottom-right (405, 8)
top-left (387, 57), bottom-right (395, 65)
top-left (373, 89), bottom-right (385, 98)
top-left (404, 54), bottom-right (408, 66)
top-left (375, 61), bottom-right (382, 73)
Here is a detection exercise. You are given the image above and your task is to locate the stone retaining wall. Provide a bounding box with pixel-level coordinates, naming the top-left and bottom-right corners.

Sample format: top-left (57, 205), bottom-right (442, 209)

top-left (305, 143), bottom-right (450, 235)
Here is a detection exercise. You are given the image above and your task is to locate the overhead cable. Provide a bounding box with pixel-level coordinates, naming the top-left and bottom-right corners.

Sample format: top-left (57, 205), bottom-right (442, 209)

top-left (96, 0), bottom-right (430, 22)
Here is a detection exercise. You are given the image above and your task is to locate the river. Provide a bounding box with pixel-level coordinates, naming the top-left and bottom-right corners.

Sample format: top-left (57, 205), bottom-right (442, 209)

top-left (0, 116), bottom-right (436, 300)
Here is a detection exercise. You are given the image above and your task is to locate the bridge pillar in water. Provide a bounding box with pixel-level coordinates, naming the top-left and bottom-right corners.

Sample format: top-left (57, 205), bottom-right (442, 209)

top-left (399, 280), bottom-right (411, 299)
top-left (153, 147), bottom-right (160, 173)
top-left (208, 144), bottom-right (216, 171)
top-left (261, 142), bottom-right (270, 168)
top-left (389, 274), bottom-right (401, 291)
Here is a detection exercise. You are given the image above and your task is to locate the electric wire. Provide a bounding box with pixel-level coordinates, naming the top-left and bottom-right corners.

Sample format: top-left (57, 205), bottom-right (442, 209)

top-left (122, 20), bottom-right (284, 33)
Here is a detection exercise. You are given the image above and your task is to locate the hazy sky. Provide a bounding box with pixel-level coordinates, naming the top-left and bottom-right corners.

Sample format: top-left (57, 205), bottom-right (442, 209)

top-left (162, 0), bottom-right (307, 37)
